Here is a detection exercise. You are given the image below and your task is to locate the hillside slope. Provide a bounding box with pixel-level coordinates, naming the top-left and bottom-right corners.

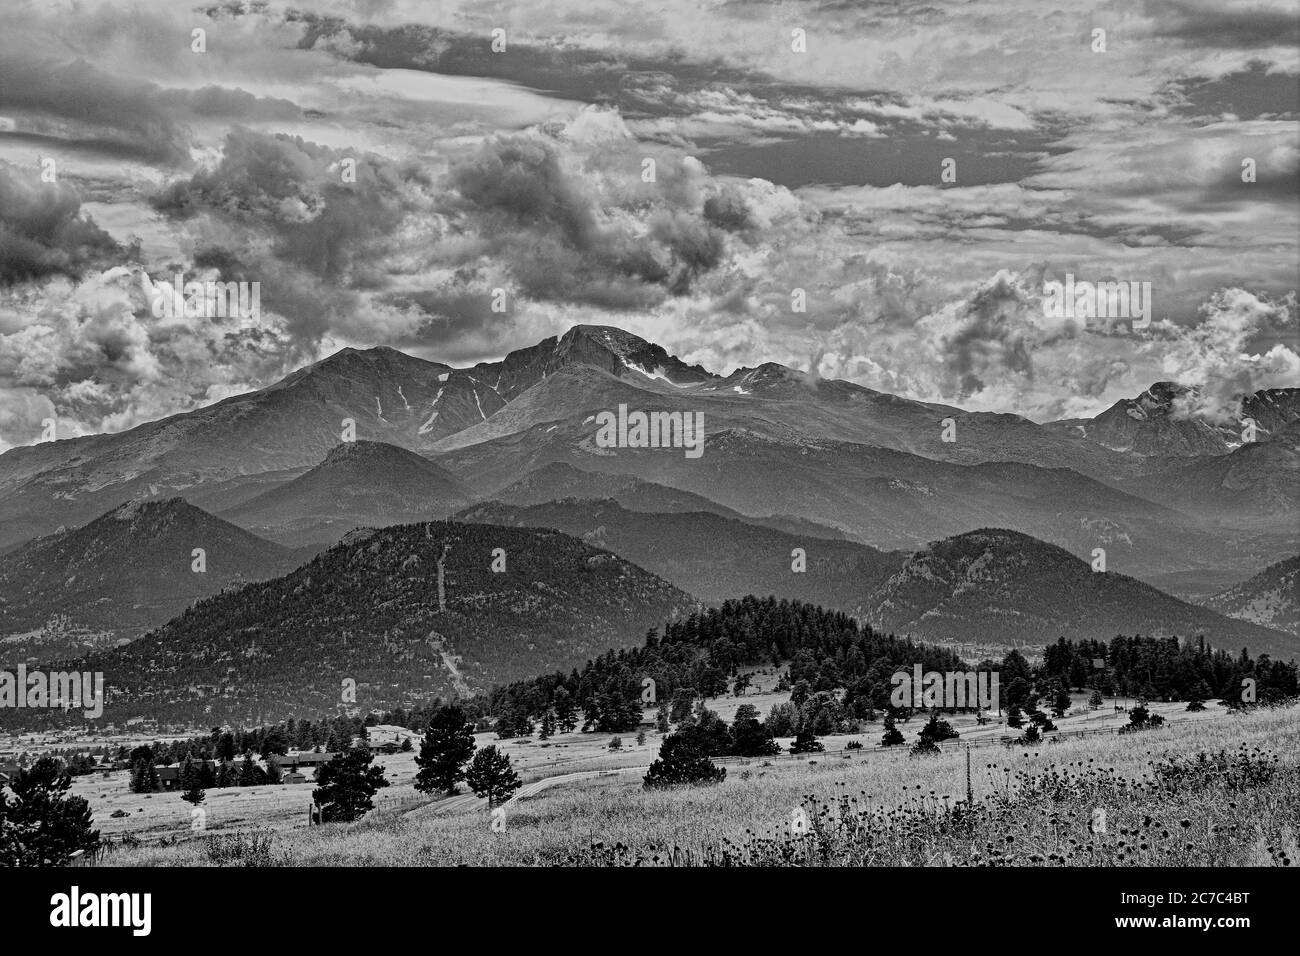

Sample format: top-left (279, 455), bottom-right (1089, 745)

top-left (860, 529), bottom-right (1297, 658)
top-left (45, 521), bottom-right (696, 727)
top-left (0, 499), bottom-right (302, 660)
top-left (220, 440), bottom-right (474, 546)
top-left (457, 498), bottom-right (904, 609)
top-left (1204, 555), bottom-right (1300, 637)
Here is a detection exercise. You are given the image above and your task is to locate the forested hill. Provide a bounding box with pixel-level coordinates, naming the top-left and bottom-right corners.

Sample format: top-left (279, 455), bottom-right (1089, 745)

top-left (485, 595), bottom-right (967, 728)
top-left (483, 596), bottom-right (1299, 732)
top-left (15, 521), bottom-right (694, 729)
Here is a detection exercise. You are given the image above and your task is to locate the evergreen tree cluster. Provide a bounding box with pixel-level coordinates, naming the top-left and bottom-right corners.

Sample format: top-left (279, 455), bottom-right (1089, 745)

top-left (482, 597), bottom-right (966, 733)
top-left (1037, 635), bottom-right (1297, 704)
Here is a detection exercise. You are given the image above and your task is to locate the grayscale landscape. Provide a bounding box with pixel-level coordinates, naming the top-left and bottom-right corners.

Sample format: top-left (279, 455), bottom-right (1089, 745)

top-left (0, 0), bottom-right (1296, 873)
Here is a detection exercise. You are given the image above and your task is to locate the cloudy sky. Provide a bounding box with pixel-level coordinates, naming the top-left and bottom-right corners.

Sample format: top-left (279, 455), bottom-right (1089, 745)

top-left (1, 0), bottom-right (1297, 449)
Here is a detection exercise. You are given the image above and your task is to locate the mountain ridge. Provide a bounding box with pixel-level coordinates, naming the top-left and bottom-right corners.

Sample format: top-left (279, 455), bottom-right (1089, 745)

top-left (25, 519), bottom-right (697, 728)
top-left (0, 497), bottom-right (303, 660)
top-left (860, 528), bottom-right (1296, 658)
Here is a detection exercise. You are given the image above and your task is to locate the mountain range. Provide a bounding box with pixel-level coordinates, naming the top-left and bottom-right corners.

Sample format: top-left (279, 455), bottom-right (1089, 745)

top-left (3, 325), bottom-right (1294, 553)
top-left (1, 323), bottom-right (1296, 726)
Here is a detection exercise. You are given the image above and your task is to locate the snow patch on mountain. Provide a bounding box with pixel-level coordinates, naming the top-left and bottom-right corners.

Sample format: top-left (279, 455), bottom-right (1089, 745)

top-left (625, 360), bottom-right (688, 387)
top-left (418, 388), bottom-right (446, 435)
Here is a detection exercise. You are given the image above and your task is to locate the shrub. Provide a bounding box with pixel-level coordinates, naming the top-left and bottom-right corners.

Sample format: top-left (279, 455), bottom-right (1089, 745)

top-left (789, 729), bottom-right (824, 755)
top-left (203, 830), bottom-right (276, 866)
top-left (909, 737), bottom-right (941, 757)
top-left (643, 732), bottom-right (726, 789)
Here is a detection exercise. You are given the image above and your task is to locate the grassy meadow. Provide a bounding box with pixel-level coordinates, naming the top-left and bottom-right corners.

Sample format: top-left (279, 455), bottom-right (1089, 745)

top-left (98, 701), bottom-right (1300, 867)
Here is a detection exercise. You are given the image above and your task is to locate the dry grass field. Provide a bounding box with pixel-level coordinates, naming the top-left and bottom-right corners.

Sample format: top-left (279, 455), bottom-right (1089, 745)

top-left (92, 698), bottom-right (1300, 867)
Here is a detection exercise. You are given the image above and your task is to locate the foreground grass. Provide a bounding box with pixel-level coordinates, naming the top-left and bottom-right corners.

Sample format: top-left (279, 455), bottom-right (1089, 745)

top-left (106, 705), bottom-right (1300, 866)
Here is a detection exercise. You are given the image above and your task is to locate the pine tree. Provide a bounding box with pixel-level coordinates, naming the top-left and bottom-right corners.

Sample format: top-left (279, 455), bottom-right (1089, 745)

top-left (215, 732), bottom-right (236, 761)
top-left (917, 712), bottom-right (959, 745)
top-left (880, 715), bottom-right (905, 747)
top-left (1052, 685), bottom-right (1072, 719)
top-left (554, 689), bottom-right (578, 733)
top-left (643, 732), bottom-right (725, 789)
top-left (237, 753), bottom-right (262, 787)
top-left (494, 712), bottom-right (516, 740)
top-left (909, 736), bottom-right (941, 757)
top-left (1017, 723), bottom-right (1042, 745)
top-left (539, 711), bottom-right (555, 740)
top-left (0, 757), bottom-right (101, 867)
top-left (180, 758), bottom-right (205, 806)
top-left (1006, 704), bottom-right (1024, 728)
top-left (789, 728), bottom-right (824, 754)
top-left (414, 705), bottom-right (477, 796)
top-left (215, 761), bottom-right (237, 788)
top-left (1089, 688), bottom-right (1104, 710)
top-left (463, 745), bottom-right (521, 807)
top-left (312, 749), bottom-right (390, 823)
top-left (731, 711), bottom-right (780, 756)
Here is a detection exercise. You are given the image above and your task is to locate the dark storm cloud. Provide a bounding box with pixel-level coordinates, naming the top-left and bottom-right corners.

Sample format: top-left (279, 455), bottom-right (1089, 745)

top-left (0, 131), bottom-right (179, 165)
top-left (383, 290), bottom-right (501, 345)
top-left (1169, 63), bottom-right (1300, 120)
top-left (291, 15), bottom-right (753, 115)
top-left (698, 129), bottom-right (1054, 189)
top-left (0, 43), bottom-right (303, 168)
top-left (0, 164), bottom-right (124, 285)
top-left (148, 128), bottom-right (436, 352)
top-left (289, 13), bottom-right (1062, 189)
top-left (0, 53), bottom-right (191, 166)
top-left (451, 137), bottom-right (600, 247)
top-left (154, 127), bottom-right (429, 278)
top-left (941, 273), bottom-right (1037, 397)
top-left (1143, 0), bottom-right (1300, 49)
top-left (442, 131), bottom-right (729, 309)
top-left (158, 86), bottom-right (302, 121)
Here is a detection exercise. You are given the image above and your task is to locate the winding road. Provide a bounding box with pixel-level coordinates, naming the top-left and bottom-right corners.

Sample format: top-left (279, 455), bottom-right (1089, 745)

top-left (404, 765), bottom-right (649, 818)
